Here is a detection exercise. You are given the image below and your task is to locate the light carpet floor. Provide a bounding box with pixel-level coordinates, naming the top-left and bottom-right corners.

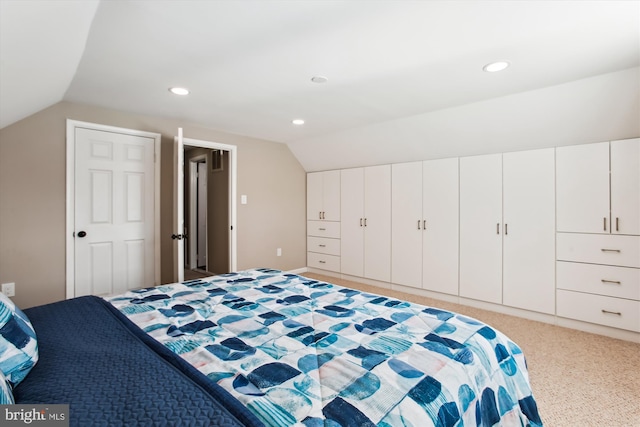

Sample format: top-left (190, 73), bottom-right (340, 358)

top-left (302, 272), bottom-right (640, 426)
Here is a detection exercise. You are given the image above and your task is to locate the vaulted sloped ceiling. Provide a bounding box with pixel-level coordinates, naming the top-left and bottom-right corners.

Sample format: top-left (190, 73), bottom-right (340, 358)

top-left (0, 1), bottom-right (99, 129)
top-left (1, 1), bottom-right (638, 170)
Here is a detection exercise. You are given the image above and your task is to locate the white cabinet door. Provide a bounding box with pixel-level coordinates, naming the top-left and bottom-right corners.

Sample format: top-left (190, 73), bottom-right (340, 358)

top-left (422, 158), bottom-right (459, 295)
top-left (611, 138), bottom-right (640, 236)
top-left (307, 170), bottom-right (341, 221)
top-left (364, 165), bottom-right (391, 282)
top-left (323, 170), bottom-right (341, 221)
top-left (460, 154), bottom-right (502, 304)
top-left (306, 172), bottom-right (323, 221)
top-left (391, 162), bottom-right (423, 288)
top-left (503, 148), bottom-right (556, 314)
top-left (340, 168), bottom-right (365, 277)
top-left (556, 142), bottom-right (610, 233)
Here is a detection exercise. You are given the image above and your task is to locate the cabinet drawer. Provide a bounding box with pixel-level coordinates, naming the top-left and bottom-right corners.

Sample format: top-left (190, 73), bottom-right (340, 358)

top-left (307, 236), bottom-right (340, 256)
top-left (557, 290), bottom-right (640, 332)
top-left (307, 252), bottom-right (340, 272)
top-left (557, 262), bottom-right (640, 301)
top-left (557, 233), bottom-right (640, 267)
top-left (307, 221), bottom-right (340, 238)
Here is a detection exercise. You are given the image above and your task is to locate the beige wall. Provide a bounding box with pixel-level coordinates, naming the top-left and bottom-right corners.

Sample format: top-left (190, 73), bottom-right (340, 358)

top-left (0, 101), bottom-right (307, 308)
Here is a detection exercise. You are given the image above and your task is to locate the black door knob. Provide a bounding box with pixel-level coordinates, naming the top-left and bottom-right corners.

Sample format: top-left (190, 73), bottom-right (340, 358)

top-left (77, 231), bottom-right (87, 238)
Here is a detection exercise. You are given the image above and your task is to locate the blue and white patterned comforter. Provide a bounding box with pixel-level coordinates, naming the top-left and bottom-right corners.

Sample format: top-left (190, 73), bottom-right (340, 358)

top-left (106, 269), bottom-right (542, 427)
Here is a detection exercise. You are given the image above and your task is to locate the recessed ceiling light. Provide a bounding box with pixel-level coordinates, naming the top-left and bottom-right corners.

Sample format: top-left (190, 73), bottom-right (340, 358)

top-left (169, 87), bottom-right (190, 95)
top-left (483, 61), bottom-right (510, 72)
top-left (311, 76), bottom-right (328, 84)
top-left (292, 119), bottom-right (305, 125)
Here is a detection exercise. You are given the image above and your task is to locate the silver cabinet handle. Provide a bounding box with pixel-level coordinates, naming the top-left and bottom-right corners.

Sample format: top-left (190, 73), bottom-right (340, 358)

top-left (601, 248), bottom-right (621, 253)
top-left (616, 217), bottom-right (619, 232)
top-left (601, 279), bottom-right (621, 285)
top-left (601, 309), bottom-right (621, 316)
top-left (603, 217), bottom-right (607, 231)
top-left (417, 220), bottom-right (421, 230)
top-left (504, 223), bottom-right (508, 235)
top-left (364, 218), bottom-right (367, 227)
top-left (360, 218), bottom-right (363, 227)
top-left (319, 260), bottom-right (326, 264)
top-left (497, 223), bottom-right (500, 234)
top-left (318, 244), bottom-right (326, 248)
top-left (423, 220), bottom-right (426, 230)
top-left (318, 228), bottom-right (326, 231)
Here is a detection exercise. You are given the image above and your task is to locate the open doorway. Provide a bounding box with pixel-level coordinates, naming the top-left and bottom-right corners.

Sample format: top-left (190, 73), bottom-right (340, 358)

top-left (186, 154), bottom-right (208, 275)
top-left (183, 147), bottom-right (229, 280)
top-left (174, 133), bottom-right (237, 283)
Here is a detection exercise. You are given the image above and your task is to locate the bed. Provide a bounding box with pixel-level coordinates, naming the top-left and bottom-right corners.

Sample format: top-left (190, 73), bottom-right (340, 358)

top-left (4, 268), bottom-right (542, 426)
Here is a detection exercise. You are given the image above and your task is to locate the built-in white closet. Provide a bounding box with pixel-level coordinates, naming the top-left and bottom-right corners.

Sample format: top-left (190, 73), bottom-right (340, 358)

top-left (306, 138), bottom-right (639, 341)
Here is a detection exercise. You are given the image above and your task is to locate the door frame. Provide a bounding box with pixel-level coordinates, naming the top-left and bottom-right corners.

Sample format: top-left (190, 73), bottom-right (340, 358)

top-left (174, 133), bottom-right (237, 282)
top-left (65, 120), bottom-right (161, 299)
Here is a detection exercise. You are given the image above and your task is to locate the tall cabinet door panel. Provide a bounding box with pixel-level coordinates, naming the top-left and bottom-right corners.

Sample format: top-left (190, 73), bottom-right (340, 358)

top-left (364, 165), bottom-right (391, 282)
top-left (391, 162), bottom-right (423, 288)
top-left (340, 168), bottom-right (365, 277)
top-left (611, 138), bottom-right (640, 235)
top-left (322, 170), bottom-right (341, 221)
top-left (503, 148), bottom-right (556, 314)
top-left (460, 154), bottom-right (502, 304)
top-left (306, 172), bottom-right (323, 221)
top-left (556, 142), bottom-right (610, 233)
top-left (422, 158), bottom-right (459, 295)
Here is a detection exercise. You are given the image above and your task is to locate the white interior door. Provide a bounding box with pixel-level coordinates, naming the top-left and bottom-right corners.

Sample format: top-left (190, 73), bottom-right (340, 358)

top-left (73, 127), bottom-right (157, 296)
top-left (174, 129), bottom-right (185, 282)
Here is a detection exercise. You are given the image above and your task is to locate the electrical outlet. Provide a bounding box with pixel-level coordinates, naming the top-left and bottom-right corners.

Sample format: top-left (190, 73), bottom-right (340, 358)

top-left (1, 282), bottom-right (15, 297)
top-left (276, 248), bottom-right (282, 257)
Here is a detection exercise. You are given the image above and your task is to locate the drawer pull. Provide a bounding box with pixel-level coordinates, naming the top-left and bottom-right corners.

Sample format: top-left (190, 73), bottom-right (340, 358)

top-left (319, 260), bottom-right (326, 264)
top-left (601, 309), bottom-right (622, 316)
top-left (318, 228), bottom-right (326, 231)
top-left (601, 279), bottom-right (621, 285)
top-left (318, 244), bottom-right (326, 248)
top-left (600, 248), bottom-right (621, 253)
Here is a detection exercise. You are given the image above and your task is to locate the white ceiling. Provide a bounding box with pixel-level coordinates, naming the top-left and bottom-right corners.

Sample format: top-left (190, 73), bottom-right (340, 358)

top-left (1, 1), bottom-right (639, 165)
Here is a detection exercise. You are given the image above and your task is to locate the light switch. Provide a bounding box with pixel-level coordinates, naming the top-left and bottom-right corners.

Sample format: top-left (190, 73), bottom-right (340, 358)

top-left (241, 195), bottom-right (247, 204)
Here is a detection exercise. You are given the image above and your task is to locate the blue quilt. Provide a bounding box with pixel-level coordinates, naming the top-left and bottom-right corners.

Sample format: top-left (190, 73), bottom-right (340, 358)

top-left (107, 269), bottom-right (542, 427)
